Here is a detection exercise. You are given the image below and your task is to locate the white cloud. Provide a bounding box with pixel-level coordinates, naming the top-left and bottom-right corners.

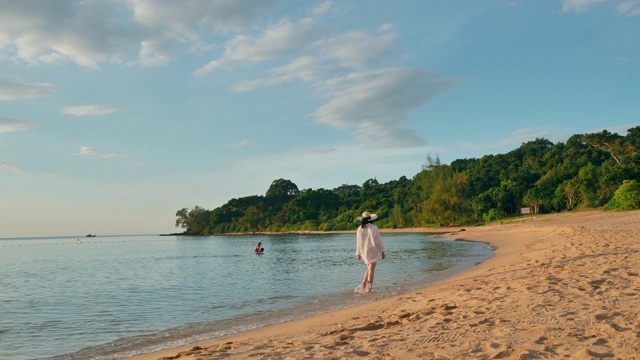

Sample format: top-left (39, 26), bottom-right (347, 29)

top-left (0, 76), bottom-right (56, 100)
top-left (0, 161), bottom-right (21, 173)
top-left (194, 18), bottom-right (324, 76)
top-left (232, 56), bottom-right (344, 91)
top-left (0, 0), bottom-right (135, 67)
top-left (316, 30), bottom-right (397, 68)
top-left (228, 139), bottom-right (255, 147)
top-left (76, 146), bottom-right (99, 156)
top-left (379, 23), bottom-right (395, 32)
top-left (132, 0), bottom-right (277, 65)
top-left (561, 0), bottom-right (608, 13)
top-left (0, 0), bottom-right (274, 67)
top-left (312, 1), bottom-right (335, 16)
top-left (617, 0), bottom-right (640, 15)
top-left (0, 117), bottom-right (37, 133)
top-left (232, 76), bottom-right (291, 92)
top-left (132, 0), bottom-right (275, 35)
top-left (560, 0), bottom-right (640, 15)
top-left (137, 38), bottom-right (176, 66)
top-left (62, 105), bottom-right (119, 116)
top-left (70, 146), bottom-right (129, 158)
top-left (311, 68), bottom-right (457, 148)
top-left (230, 27), bottom-right (398, 91)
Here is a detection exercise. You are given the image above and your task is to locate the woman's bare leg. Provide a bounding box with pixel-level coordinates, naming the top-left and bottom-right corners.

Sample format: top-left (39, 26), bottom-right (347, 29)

top-left (366, 262), bottom-right (377, 291)
top-left (362, 268), bottom-right (369, 289)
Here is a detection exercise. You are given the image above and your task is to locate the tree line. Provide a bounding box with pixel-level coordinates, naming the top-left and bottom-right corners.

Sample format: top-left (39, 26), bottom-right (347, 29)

top-left (175, 127), bottom-right (640, 234)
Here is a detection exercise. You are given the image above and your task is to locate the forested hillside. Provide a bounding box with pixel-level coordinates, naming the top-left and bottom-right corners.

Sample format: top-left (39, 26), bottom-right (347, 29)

top-left (175, 127), bottom-right (640, 234)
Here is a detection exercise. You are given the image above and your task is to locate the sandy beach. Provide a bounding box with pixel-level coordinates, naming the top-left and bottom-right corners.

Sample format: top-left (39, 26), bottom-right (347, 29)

top-left (132, 210), bottom-right (640, 359)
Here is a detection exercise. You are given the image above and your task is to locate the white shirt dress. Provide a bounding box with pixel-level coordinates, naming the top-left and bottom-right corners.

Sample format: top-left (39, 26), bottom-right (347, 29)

top-left (356, 224), bottom-right (385, 264)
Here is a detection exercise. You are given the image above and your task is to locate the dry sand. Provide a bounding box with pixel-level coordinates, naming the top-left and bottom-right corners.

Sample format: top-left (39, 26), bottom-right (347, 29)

top-left (132, 210), bottom-right (640, 359)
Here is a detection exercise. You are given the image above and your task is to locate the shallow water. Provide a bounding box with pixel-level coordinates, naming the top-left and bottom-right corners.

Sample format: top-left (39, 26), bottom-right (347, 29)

top-left (0, 233), bottom-right (493, 359)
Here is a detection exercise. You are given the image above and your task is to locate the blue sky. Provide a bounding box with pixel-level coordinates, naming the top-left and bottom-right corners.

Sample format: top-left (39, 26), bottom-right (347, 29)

top-left (1, 0), bottom-right (638, 237)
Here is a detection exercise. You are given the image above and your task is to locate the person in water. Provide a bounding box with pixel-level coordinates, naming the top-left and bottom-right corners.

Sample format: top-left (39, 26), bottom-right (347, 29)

top-left (355, 211), bottom-right (385, 292)
top-left (254, 242), bottom-right (264, 254)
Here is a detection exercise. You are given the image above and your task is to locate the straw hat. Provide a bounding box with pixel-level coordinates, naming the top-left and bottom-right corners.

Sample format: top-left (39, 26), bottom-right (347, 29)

top-left (356, 211), bottom-right (378, 221)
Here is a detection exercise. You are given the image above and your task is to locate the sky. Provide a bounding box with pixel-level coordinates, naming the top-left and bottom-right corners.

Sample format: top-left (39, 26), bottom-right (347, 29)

top-left (1, 0), bottom-right (638, 238)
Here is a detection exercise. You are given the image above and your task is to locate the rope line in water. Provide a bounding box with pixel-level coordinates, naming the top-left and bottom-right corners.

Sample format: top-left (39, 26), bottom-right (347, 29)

top-left (0, 238), bottom-right (179, 247)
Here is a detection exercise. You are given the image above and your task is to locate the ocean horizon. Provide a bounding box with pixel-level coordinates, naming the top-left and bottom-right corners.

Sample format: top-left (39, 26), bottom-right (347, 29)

top-left (0, 233), bottom-right (493, 360)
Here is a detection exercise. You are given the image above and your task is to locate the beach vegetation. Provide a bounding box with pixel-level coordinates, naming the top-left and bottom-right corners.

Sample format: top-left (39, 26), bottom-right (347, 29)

top-left (174, 127), bottom-right (640, 234)
top-left (483, 208), bottom-right (506, 223)
top-left (605, 180), bottom-right (640, 211)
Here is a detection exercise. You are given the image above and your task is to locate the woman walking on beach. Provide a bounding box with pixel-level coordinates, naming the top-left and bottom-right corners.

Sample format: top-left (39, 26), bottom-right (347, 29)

top-left (356, 211), bottom-right (385, 292)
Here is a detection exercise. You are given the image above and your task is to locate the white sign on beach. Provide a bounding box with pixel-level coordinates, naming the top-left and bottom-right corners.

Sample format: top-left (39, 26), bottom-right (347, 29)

top-left (521, 207), bottom-right (532, 220)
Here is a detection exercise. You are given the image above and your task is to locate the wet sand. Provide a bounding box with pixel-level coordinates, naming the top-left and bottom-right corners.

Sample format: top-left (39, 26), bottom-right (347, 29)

top-left (132, 210), bottom-right (640, 359)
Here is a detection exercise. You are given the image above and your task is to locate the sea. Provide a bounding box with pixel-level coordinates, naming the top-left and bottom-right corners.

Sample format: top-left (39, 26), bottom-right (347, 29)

top-left (0, 232), bottom-right (494, 360)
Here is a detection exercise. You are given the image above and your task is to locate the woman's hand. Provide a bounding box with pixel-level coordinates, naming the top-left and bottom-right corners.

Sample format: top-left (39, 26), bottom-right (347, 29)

top-left (357, 254), bottom-right (362, 262)
top-left (381, 251), bottom-right (386, 260)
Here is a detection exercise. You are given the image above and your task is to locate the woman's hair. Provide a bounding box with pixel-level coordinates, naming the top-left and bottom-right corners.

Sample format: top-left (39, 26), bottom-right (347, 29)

top-left (360, 217), bottom-right (371, 229)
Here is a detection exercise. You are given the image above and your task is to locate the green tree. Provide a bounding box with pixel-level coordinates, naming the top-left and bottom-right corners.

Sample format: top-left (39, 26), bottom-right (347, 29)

top-left (266, 179), bottom-right (300, 198)
top-left (418, 156), bottom-right (470, 226)
top-left (175, 206), bottom-right (211, 234)
top-left (582, 130), bottom-right (628, 166)
top-left (333, 184), bottom-right (361, 209)
top-left (556, 179), bottom-right (579, 210)
top-left (390, 204), bottom-right (405, 228)
top-left (173, 128), bottom-right (635, 235)
top-left (576, 163), bottom-right (602, 207)
top-left (175, 207), bottom-right (189, 229)
top-left (241, 206), bottom-right (262, 230)
top-left (483, 208), bottom-right (505, 223)
top-left (523, 186), bottom-right (549, 214)
top-left (605, 180), bottom-right (640, 210)
top-left (282, 188), bottom-right (340, 224)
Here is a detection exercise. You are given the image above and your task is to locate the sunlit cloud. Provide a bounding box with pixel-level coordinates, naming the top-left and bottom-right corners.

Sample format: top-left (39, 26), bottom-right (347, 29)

top-left (229, 26), bottom-right (398, 91)
top-left (0, 117), bottom-right (37, 133)
top-left (210, 12), bottom-right (432, 148)
top-left (0, 1), bottom-right (133, 67)
top-left (0, 0), bottom-right (634, 72)
top-left (0, 76), bottom-right (56, 100)
top-left (311, 68), bottom-right (457, 148)
top-left (62, 105), bottom-right (119, 116)
top-left (70, 146), bottom-right (129, 158)
top-left (0, 0), bottom-right (274, 67)
top-left (0, 161), bottom-right (21, 173)
top-left (194, 18), bottom-right (324, 76)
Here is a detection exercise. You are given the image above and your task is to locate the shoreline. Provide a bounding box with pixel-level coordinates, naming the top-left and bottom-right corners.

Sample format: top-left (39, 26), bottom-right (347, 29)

top-left (132, 210), bottom-right (640, 359)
